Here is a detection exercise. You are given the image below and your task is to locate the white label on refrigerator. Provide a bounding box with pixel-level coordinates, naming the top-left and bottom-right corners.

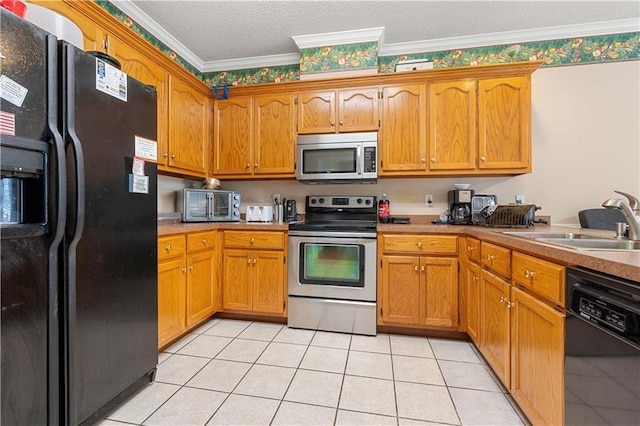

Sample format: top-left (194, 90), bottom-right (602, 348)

top-left (0, 75), bottom-right (28, 107)
top-left (134, 136), bottom-right (157, 162)
top-left (95, 58), bottom-right (127, 102)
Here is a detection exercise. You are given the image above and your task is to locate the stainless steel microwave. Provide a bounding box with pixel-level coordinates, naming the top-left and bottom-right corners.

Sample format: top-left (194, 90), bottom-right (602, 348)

top-left (177, 189), bottom-right (241, 222)
top-left (296, 132), bottom-right (378, 183)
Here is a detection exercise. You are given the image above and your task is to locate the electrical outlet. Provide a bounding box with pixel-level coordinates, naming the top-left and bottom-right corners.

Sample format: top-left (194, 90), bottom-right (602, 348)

top-left (515, 194), bottom-right (525, 205)
top-left (425, 194), bottom-right (433, 206)
top-left (272, 193), bottom-right (281, 203)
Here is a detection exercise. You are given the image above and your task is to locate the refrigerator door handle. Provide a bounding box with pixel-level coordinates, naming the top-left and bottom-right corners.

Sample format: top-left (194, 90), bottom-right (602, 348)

top-left (62, 43), bottom-right (86, 426)
top-left (46, 34), bottom-right (66, 426)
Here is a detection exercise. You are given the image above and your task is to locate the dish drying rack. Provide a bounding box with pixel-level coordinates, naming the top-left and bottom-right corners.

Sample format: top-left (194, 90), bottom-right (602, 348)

top-left (477, 204), bottom-right (541, 228)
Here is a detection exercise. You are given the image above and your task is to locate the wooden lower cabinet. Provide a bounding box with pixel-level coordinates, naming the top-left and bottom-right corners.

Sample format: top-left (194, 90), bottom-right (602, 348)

top-left (379, 253), bottom-right (458, 329)
top-left (510, 287), bottom-right (565, 426)
top-left (221, 231), bottom-right (287, 316)
top-left (157, 231), bottom-right (218, 348)
top-left (480, 269), bottom-right (512, 387)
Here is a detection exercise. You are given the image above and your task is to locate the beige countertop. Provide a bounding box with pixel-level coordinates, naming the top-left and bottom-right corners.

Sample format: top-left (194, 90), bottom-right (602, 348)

top-left (158, 220), bottom-right (640, 283)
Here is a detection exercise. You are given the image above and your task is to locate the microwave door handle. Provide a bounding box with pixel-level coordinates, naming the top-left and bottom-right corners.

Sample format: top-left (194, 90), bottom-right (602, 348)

top-left (356, 145), bottom-right (362, 175)
top-left (207, 194), bottom-right (214, 220)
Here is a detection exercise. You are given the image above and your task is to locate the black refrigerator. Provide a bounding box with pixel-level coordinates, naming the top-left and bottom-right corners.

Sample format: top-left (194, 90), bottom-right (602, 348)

top-left (1, 9), bottom-right (158, 425)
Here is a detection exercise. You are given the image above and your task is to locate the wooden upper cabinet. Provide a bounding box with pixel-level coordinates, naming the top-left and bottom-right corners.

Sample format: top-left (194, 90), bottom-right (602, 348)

top-left (111, 39), bottom-right (169, 167)
top-left (168, 75), bottom-right (208, 175)
top-left (253, 94), bottom-right (296, 175)
top-left (478, 76), bottom-right (531, 171)
top-left (428, 81), bottom-right (476, 171)
top-left (213, 97), bottom-right (253, 175)
top-left (297, 88), bottom-right (379, 134)
top-left (337, 87), bottom-right (379, 132)
top-left (297, 91), bottom-right (335, 134)
top-left (379, 84), bottom-right (427, 174)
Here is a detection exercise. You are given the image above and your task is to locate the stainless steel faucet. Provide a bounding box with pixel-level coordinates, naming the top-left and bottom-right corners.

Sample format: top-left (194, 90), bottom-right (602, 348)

top-left (602, 190), bottom-right (640, 240)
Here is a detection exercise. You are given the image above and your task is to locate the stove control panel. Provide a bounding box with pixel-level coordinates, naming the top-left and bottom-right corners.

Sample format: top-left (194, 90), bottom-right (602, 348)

top-left (307, 196), bottom-right (376, 208)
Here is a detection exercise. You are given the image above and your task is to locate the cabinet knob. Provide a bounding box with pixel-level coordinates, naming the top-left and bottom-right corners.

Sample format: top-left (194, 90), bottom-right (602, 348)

top-left (189, 265), bottom-right (194, 271)
top-left (165, 245), bottom-right (171, 251)
top-left (202, 238), bottom-right (207, 244)
top-left (250, 237), bottom-right (255, 243)
top-left (506, 301), bottom-right (515, 309)
top-left (414, 265), bottom-right (419, 271)
top-left (421, 265), bottom-right (425, 272)
top-left (246, 163), bottom-right (250, 168)
top-left (253, 258), bottom-right (257, 264)
top-left (339, 120), bottom-right (344, 125)
top-left (247, 258), bottom-right (251, 264)
top-left (162, 153), bottom-right (168, 158)
top-left (254, 163), bottom-right (258, 168)
top-left (181, 267), bottom-right (187, 273)
top-left (467, 246), bottom-right (476, 252)
top-left (417, 242), bottom-right (423, 248)
top-left (499, 296), bottom-right (506, 303)
top-left (330, 121), bottom-right (335, 126)
top-left (431, 157), bottom-right (436, 163)
top-left (480, 156), bottom-right (486, 161)
top-left (487, 254), bottom-right (494, 261)
top-left (472, 276), bottom-right (479, 282)
top-left (524, 270), bottom-right (535, 278)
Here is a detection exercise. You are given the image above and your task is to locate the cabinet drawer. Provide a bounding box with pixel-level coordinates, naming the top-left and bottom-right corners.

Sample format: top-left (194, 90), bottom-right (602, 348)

top-left (187, 231), bottom-right (217, 253)
top-left (465, 237), bottom-right (481, 263)
top-left (223, 231), bottom-right (285, 249)
top-left (481, 242), bottom-right (511, 278)
top-left (512, 252), bottom-right (565, 306)
top-left (382, 234), bottom-right (457, 255)
top-left (158, 235), bottom-right (186, 261)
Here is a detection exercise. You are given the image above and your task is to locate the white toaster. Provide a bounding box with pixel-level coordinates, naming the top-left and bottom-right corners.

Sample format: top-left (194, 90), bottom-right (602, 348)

top-left (245, 205), bottom-right (274, 222)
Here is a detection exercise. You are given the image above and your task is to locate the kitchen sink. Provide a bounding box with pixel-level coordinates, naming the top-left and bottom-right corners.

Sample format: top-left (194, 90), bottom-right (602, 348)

top-left (501, 231), bottom-right (603, 240)
top-left (537, 238), bottom-right (640, 250)
top-left (502, 231), bottom-right (640, 250)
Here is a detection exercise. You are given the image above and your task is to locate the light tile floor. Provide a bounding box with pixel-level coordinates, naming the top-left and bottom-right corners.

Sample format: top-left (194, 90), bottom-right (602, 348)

top-left (101, 319), bottom-right (529, 426)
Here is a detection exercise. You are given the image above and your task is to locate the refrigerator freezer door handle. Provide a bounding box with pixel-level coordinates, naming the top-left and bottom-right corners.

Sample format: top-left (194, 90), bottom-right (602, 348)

top-left (62, 43), bottom-right (86, 426)
top-left (46, 34), bottom-right (66, 426)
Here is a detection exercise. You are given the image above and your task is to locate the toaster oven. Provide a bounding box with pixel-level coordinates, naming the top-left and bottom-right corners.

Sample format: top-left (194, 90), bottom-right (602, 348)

top-left (177, 189), bottom-right (241, 222)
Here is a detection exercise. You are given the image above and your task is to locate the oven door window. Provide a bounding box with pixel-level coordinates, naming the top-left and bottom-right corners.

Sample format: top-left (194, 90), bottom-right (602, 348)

top-left (211, 193), bottom-right (230, 218)
top-left (299, 243), bottom-right (364, 287)
top-left (302, 147), bottom-right (357, 174)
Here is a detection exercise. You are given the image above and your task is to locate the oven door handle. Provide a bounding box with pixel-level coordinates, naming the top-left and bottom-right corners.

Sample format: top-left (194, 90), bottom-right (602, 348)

top-left (288, 230), bottom-right (377, 239)
top-left (356, 144), bottom-right (362, 175)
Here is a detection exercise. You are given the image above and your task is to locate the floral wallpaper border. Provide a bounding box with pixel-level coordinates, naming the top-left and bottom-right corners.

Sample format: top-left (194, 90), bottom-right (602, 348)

top-left (299, 42), bottom-right (378, 74)
top-left (98, 2), bottom-right (638, 88)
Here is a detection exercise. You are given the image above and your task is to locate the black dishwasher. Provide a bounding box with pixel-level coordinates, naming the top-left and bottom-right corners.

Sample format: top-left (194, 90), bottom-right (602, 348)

top-left (565, 266), bottom-right (640, 425)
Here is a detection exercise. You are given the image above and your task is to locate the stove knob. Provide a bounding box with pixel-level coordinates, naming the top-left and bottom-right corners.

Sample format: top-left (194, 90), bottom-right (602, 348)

top-left (319, 198), bottom-right (325, 204)
top-left (311, 199), bottom-right (317, 204)
top-left (365, 199), bottom-right (371, 205)
top-left (357, 198), bottom-right (363, 204)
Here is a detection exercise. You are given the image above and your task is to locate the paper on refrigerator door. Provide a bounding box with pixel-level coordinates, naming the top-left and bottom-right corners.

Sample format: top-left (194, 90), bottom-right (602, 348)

top-left (95, 58), bottom-right (127, 101)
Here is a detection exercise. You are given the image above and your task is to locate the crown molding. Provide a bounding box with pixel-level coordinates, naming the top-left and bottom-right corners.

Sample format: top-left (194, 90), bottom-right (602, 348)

top-left (292, 26), bottom-right (385, 49)
top-left (110, 0), bottom-right (204, 70)
top-left (201, 53), bottom-right (300, 73)
top-left (380, 18), bottom-right (640, 56)
top-left (108, 2), bottom-right (638, 73)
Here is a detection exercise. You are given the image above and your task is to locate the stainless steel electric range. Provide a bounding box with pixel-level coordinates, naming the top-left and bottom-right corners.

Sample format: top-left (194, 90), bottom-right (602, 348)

top-left (287, 195), bottom-right (377, 335)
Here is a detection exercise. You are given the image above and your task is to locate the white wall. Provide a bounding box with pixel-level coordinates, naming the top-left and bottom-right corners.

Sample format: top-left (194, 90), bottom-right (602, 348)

top-left (159, 61), bottom-right (640, 225)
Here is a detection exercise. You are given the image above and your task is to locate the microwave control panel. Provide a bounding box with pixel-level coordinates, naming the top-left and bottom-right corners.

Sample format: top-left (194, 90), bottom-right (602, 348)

top-left (363, 147), bottom-right (376, 173)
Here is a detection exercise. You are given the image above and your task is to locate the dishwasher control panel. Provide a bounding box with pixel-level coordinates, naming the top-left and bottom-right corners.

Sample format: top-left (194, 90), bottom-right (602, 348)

top-left (578, 297), bottom-right (627, 332)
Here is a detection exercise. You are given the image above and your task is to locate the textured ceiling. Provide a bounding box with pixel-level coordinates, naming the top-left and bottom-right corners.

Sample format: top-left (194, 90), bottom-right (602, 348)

top-left (128, 0), bottom-right (640, 64)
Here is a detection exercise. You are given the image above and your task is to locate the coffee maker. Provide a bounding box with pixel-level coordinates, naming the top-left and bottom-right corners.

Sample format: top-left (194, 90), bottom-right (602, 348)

top-left (448, 189), bottom-right (474, 224)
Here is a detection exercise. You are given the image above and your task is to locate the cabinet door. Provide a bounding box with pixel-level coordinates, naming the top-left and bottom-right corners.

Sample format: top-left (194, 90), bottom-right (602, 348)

top-left (380, 84), bottom-right (427, 174)
top-left (158, 258), bottom-right (186, 347)
top-left (112, 39), bottom-right (169, 167)
top-left (480, 269), bottom-right (511, 388)
top-left (297, 91), bottom-right (336, 134)
top-left (338, 87), bottom-right (379, 132)
top-left (478, 76), bottom-right (530, 170)
top-left (510, 287), bottom-right (565, 426)
top-left (466, 262), bottom-right (481, 345)
top-left (428, 81), bottom-right (476, 171)
top-left (380, 256), bottom-right (422, 324)
top-left (168, 75), bottom-right (208, 175)
top-left (422, 257), bottom-right (458, 328)
top-left (252, 250), bottom-right (285, 314)
top-left (186, 250), bottom-right (216, 327)
top-left (222, 249), bottom-right (253, 311)
top-left (213, 97), bottom-right (253, 175)
top-left (253, 94), bottom-right (296, 175)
